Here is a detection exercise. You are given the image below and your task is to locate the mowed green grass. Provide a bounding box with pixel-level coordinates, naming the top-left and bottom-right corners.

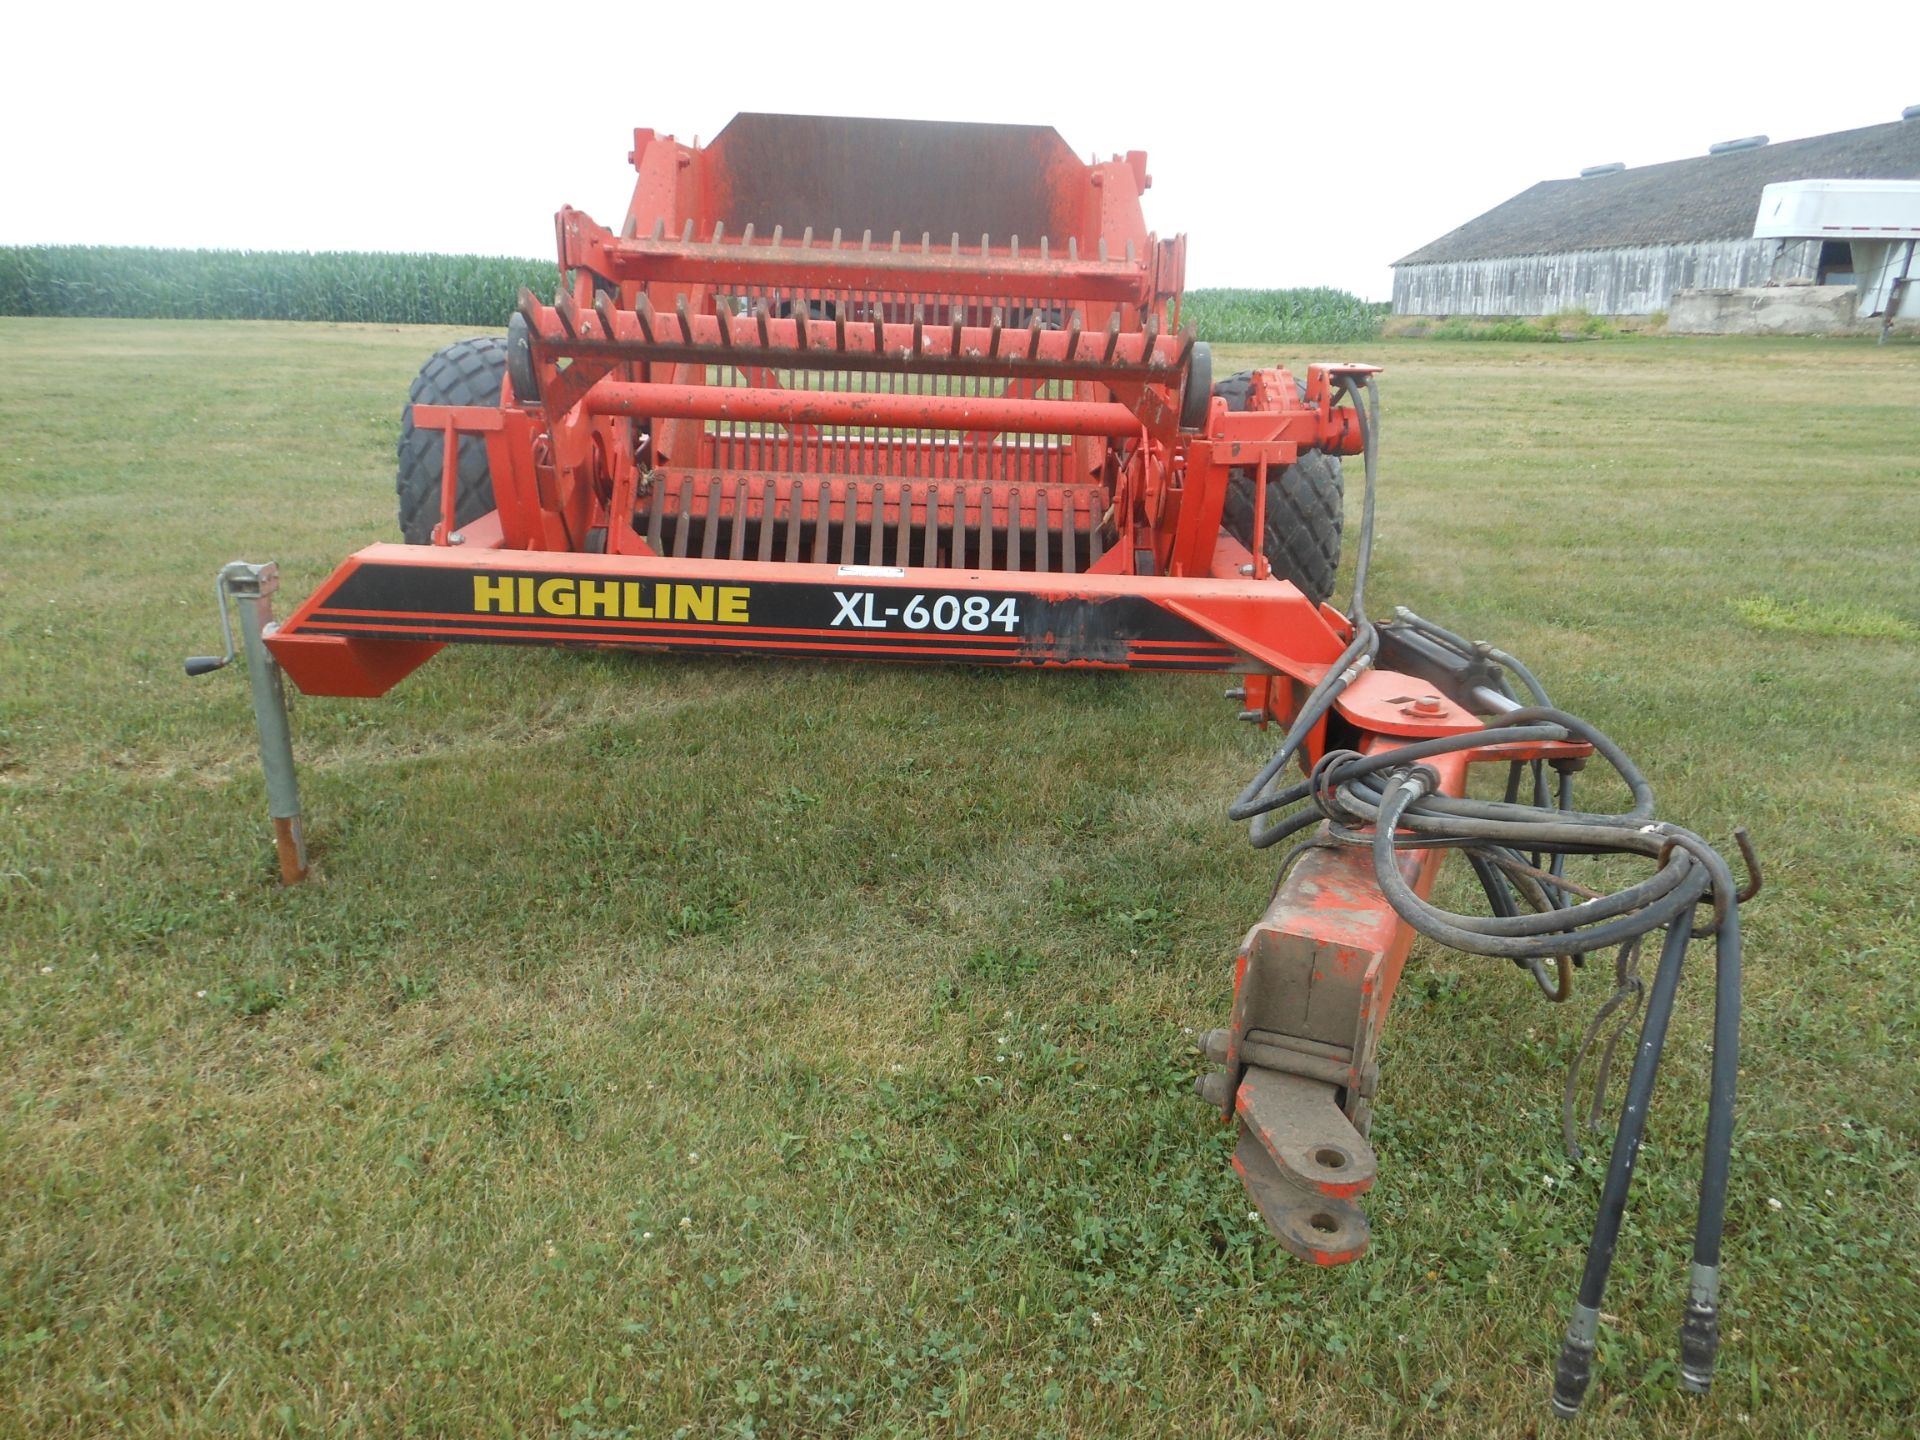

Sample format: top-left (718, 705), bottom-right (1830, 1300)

top-left (1, 320), bottom-right (1916, 1438)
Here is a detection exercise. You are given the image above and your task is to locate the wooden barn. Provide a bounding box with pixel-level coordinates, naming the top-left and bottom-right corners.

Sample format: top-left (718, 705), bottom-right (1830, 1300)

top-left (1392, 114), bottom-right (1920, 317)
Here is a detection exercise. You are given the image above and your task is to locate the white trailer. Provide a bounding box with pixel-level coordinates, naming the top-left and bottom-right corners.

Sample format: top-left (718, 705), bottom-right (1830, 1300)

top-left (1754, 179), bottom-right (1920, 339)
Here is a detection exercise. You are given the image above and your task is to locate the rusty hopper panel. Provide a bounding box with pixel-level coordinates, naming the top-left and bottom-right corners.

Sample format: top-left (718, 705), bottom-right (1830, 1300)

top-left (701, 114), bottom-right (1088, 248)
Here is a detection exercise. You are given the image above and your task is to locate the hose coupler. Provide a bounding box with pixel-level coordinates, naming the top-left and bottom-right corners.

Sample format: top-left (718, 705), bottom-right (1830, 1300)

top-left (1550, 1302), bottom-right (1600, 1419)
top-left (1678, 1263), bottom-right (1722, 1393)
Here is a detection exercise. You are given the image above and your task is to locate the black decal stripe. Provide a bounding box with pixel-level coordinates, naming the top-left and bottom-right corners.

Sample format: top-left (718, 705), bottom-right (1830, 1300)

top-left (312, 606), bottom-right (1238, 665)
top-left (314, 606), bottom-right (1032, 648)
top-left (306, 617), bottom-right (1233, 670)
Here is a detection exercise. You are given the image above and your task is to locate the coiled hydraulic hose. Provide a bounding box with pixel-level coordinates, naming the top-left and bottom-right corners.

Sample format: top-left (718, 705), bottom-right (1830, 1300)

top-left (1229, 377), bottom-right (1749, 1416)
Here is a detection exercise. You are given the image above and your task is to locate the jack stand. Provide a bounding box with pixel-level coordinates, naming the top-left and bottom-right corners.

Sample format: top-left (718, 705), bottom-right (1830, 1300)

top-left (187, 561), bottom-right (309, 884)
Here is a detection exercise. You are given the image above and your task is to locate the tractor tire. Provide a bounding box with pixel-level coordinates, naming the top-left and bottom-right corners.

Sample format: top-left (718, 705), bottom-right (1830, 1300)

top-left (1213, 370), bottom-right (1344, 607)
top-left (396, 336), bottom-right (507, 544)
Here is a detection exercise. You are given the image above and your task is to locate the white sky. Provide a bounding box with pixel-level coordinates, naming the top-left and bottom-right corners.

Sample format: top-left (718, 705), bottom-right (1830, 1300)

top-left (3, 0), bottom-right (1912, 300)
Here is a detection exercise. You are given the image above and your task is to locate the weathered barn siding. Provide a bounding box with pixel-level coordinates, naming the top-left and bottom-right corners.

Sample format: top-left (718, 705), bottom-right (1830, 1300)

top-left (1391, 240), bottom-right (1820, 316)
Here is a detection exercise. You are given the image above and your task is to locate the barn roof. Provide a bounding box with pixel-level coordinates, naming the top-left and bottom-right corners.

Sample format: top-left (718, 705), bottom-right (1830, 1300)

top-left (1395, 120), bottom-right (1920, 266)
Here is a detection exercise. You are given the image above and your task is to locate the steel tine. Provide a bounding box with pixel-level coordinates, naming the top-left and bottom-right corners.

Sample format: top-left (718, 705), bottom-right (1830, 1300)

top-left (757, 477), bottom-right (775, 562)
top-left (645, 479), bottom-right (665, 552)
top-left (701, 475), bottom-right (722, 559)
top-left (592, 292), bottom-right (621, 340)
top-left (730, 477), bottom-right (748, 561)
top-left (671, 475), bottom-right (692, 558)
top-left (1036, 489), bottom-right (1050, 573)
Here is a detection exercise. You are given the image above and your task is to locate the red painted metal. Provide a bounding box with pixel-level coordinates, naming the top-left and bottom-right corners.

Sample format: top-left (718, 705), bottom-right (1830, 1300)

top-left (581, 380), bottom-right (1146, 436)
top-left (256, 114), bottom-right (1597, 1277)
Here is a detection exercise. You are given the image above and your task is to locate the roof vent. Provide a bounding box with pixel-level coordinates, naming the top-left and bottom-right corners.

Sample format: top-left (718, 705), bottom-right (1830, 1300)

top-left (1904, 103), bottom-right (1920, 121)
top-left (1580, 162), bottom-right (1626, 178)
top-left (1709, 135), bottom-right (1769, 155)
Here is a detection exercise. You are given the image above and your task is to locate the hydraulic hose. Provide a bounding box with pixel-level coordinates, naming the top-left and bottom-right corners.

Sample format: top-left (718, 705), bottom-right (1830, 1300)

top-left (1552, 914), bottom-right (1694, 1417)
top-left (1229, 376), bottom-right (1380, 848)
top-left (1223, 368), bottom-right (1749, 1414)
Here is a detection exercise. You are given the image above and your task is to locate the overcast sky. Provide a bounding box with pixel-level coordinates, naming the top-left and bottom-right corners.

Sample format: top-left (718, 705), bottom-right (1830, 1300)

top-left (4, 1), bottom-right (1912, 299)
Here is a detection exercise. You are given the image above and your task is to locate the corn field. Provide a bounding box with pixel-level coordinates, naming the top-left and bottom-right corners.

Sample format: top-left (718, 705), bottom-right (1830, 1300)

top-left (1181, 287), bottom-right (1386, 345)
top-left (0, 248), bottom-right (1385, 343)
top-left (0, 247), bottom-right (555, 326)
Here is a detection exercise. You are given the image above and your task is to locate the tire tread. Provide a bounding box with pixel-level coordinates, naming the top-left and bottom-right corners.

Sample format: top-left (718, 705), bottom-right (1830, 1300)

top-left (396, 336), bottom-right (507, 544)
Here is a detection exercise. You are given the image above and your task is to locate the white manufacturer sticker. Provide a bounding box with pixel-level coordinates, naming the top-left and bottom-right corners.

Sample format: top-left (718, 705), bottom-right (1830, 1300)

top-left (835, 565), bottom-right (907, 579)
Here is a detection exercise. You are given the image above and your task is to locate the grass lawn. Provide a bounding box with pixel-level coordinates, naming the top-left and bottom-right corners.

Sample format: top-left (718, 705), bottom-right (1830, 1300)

top-left (1, 319), bottom-right (1916, 1437)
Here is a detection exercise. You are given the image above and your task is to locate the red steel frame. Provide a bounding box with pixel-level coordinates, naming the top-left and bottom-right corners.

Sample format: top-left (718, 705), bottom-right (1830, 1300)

top-left (250, 114), bottom-right (1592, 1262)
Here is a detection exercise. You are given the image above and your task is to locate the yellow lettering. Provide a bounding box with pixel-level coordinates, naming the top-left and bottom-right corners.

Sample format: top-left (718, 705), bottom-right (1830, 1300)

top-left (622, 581), bottom-right (653, 619)
top-left (517, 577), bottom-right (535, 613)
top-left (473, 574), bottom-right (516, 613)
top-left (718, 586), bottom-right (750, 624)
top-left (536, 578), bottom-right (577, 616)
top-left (578, 579), bottom-right (619, 618)
top-left (674, 584), bottom-right (714, 622)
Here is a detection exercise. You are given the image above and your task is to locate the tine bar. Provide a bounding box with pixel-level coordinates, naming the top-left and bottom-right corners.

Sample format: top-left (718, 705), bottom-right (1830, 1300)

top-left (701, 476), bottom-right (721, 559)
top-left (671, 475), bottom-right (692, 558)
top-left (730, 477), bottom-right (748, 561)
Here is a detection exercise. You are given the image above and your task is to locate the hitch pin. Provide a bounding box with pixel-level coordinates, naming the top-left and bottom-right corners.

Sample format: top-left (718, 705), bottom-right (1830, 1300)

top-left (184, 561), bottom-right (308, 884)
